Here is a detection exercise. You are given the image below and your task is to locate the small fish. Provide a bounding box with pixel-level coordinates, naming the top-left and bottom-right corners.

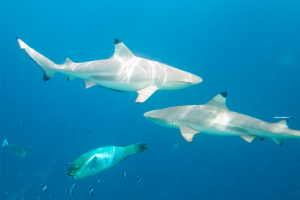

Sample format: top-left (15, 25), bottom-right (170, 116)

top-left (66, 188), bottom-right (74, 195)
top-left (71, 182), bottom-right (76, 189)
top-left (274, 116), bottom-right (293, 119)
top-left (121, 172), bottom-right (128, 177)
top-left (65, 48), bottom-right (82, 55)
top-left (29, 146), bottom-right (32, 152)
top-left (19, 121), bottom-right (23, 126)
top-left (36, 196), bottom-right (40, 200)
top-left (0, 150), bottom-right (3, 155)
top-left (68, 143), bottom-right (148, 179)
top-left (89, 185), bottom-right (94, 197)
top-left (49, 194), bottom-right (52, 198)
top-left (113, 172), bottom-right (116, 177)
top-left (160, 197), bottom-right (163, 200)
top-left (2, 139), bottom-right (26, 157)
top-left (65, 151), bottom-right (67, 157)
top-left (97, 179), bottom-right (100, 184)
top-left (136, 176), bottom-right (142, 183)
top-left (25, 174), bottom-right (28, 181)
top-left (18, 172), bottom-right (21, 177)
top-left (52, 145), bottom-right (54, 150)
top-left (41, 184), bottom-right (47, 193)
top-left (5, 191), bottom-right (7, 196)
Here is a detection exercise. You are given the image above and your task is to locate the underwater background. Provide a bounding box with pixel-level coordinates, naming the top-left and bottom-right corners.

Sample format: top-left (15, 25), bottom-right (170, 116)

top-left (1, 0), bottom-right (300, 199)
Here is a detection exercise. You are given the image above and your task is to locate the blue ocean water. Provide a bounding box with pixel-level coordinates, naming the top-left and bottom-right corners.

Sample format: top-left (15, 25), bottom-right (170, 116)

top-left (1, 0), bottom-right (300, 199)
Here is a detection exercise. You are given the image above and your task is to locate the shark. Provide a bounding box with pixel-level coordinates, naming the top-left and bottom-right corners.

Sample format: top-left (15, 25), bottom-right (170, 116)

top-left (144, 92), bottom-right (300, 145)
top-left (17, 38), bottom-right (202, 103)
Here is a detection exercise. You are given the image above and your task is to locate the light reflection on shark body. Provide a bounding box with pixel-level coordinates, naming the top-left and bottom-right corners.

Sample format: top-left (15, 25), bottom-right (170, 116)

top-left (17, 38), bottom-right (202, 103)
top-left (144, 92), bottom-right (300, 145)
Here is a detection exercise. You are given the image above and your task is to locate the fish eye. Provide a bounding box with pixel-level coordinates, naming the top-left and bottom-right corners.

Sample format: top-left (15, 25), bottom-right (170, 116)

top-left (75, 166), bottom-right (79, 169)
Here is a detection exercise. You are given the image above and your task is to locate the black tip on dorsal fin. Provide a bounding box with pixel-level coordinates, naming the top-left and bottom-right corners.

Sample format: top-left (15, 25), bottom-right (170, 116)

top-left (220, 92), bottom-right (227, 98)
top-left (114, 39), bottom-right (121, 44)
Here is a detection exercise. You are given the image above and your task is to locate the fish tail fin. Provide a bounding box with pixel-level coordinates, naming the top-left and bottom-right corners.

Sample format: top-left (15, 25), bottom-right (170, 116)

top-left (128, 143), bottom-right (149, 155)
top-left (2, 139), bottom-right (8, 147)
top-left (17, 38), bottom-right (57, 81)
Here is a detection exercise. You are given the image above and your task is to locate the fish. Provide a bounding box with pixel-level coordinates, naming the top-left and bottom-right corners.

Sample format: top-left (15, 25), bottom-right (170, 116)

top-left (41, 184), bottom-right (47, 193)
top-left (2, 139), bottom-right (26, 157)
top-left (71, 182), bottom-right (76, 189)
top-left (18, 172), bottom-right (21, 177)
top-left (17, 38), bottom-right (202, 103)
top-left (65, 151), bottom-right (67, 157)
top-left (66, 188), bottom-right (74, 195)
top-left (49, 194), bottom-right (52, 198)
top-left (65, 48), bottom-right (82, 55)
top-left (121, 172), bottom-right (128, 177)
top-left (144, 92), bottom-right (300, 145)
top-left (5, 191), bottom-right (7, 196)
top-left (68, 143), bottom-right (148, 179)
top-left (25, 174), bottom-right (28, 181)
top-left (136, 176), bottom-right (142, 183)
top-left (19, 121), bottom-right (23, 126)
top-left (29, 146), bottom-right (32, 152)
top-left (97, 179), bottom-right (100, 184)
top-left (89, 185), bottom-right (94, 197)
top-left (36, 196), bottom-right (40, 200)
top-left (274, 116), bottom-right (293, 119)
top-left (113, 172), bottom-right (116, 177)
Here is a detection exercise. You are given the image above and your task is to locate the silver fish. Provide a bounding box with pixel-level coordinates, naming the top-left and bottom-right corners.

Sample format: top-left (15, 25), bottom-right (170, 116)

top-left (89, 185), bottom-right (94, 197)
top-left (41, 184), bottom-right (47, 193)
top-left (136, 176), bottom-right (142, 183)
top-left (121, 172), bottom-right (128, 177)
top-left (71, 182), bottom-right (76, 189)
top-left (66, 188), bottom-right (74, 195)
top-left (2, 139), bottom-right (26, 157)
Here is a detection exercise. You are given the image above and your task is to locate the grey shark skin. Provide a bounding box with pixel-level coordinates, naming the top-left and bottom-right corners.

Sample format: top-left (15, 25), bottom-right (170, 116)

top-left (17, 38), bottom-right (202, 103)
top-left (144, 92), bottom-right (300, 145)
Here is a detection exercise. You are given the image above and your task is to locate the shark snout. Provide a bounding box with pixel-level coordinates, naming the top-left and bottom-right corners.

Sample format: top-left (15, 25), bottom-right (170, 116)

top-left (191, 74), bottom-right (202, 84)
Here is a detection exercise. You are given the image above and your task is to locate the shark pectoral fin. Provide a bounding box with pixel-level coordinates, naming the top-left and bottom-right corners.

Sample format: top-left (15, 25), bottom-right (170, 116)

top-left (136, 85), bottom-right (158, 103)
top-left (240, 135), bottom-right (256, 143)
top-left (84, 80), bottom-right (97, 89)
top-left (113, 39), bottom-right (135, 62)
top-left (179, 126), bottom-right (199, 142)
top-left (275, 120), bottom-right (288, 128)
top-left (273, 138), bottom-right (285, 146)
top-left (206, 92), bottom-right (228, 110)
top-left (90, 156), bottom-right (98, 171)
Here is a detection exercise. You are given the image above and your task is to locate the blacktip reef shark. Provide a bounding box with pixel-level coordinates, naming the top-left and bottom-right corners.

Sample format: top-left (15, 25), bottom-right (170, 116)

top-left (17, 38), bottom-right (202, 103)
top-left (144, 92), bottom-right (300, 145)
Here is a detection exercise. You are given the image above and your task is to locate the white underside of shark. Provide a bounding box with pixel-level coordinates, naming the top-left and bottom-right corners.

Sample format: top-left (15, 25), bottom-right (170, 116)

top-left (17, 38), bottom-right (202, 103)
top-left (144, 92), bottom-right (300, 145)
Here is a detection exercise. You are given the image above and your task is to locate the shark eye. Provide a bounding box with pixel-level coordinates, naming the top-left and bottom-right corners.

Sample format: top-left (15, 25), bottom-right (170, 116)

top-left (75, 166), bottom-right (79, 169)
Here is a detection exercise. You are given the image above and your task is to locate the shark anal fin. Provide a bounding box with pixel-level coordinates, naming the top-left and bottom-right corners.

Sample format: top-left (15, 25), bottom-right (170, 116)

top-left (206, 92), bottom-right (228, 110)
top-left (273, 138), bottom-right (285, 146)
top-left (275, 120), bottom-right (288, 128)
top-left (240, 135), bottom-right (256, 143)
top-left (136, 85), bottom-right (158, 103)
top-left (90, 156), bottom-right (98, 171)
top-left (67, 76), bottom-right (75, 81)
top-left (84, 80), bottom-right (97, 89)
top-left (43, 72), bottom-right (51, 81)
top-left (179, 126), bottom-right (199, 142)
top-left (99, 86), bottom-right (126, 93)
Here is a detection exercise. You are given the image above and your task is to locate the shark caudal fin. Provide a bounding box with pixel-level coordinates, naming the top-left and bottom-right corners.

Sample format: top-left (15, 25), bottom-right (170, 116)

top-left (17, 38), bottom-right (56, 81)
top-left (127, 143), bottom-right (149, 155)
top-left (2, 139), bottom-right (8, 147)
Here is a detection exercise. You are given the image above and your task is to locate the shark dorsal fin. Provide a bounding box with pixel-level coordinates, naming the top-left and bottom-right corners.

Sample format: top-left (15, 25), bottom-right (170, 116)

top-left (64, 57), bottom-right (74, 64)
top-left (205, 92), bottom-right (228, 110)
top-left (276, 120), bottom-right (288, 128)
top-left (113, 39), bottom-right (135, 62)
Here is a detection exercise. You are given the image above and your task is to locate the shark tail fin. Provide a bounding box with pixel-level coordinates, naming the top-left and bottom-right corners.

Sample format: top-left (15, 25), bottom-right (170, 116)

top-left (2, 139), bottom-right (8, 147)
top-left (17, 38), bottom-right (56, 81)
top-left (127, 143), bottom-right (149, 155)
